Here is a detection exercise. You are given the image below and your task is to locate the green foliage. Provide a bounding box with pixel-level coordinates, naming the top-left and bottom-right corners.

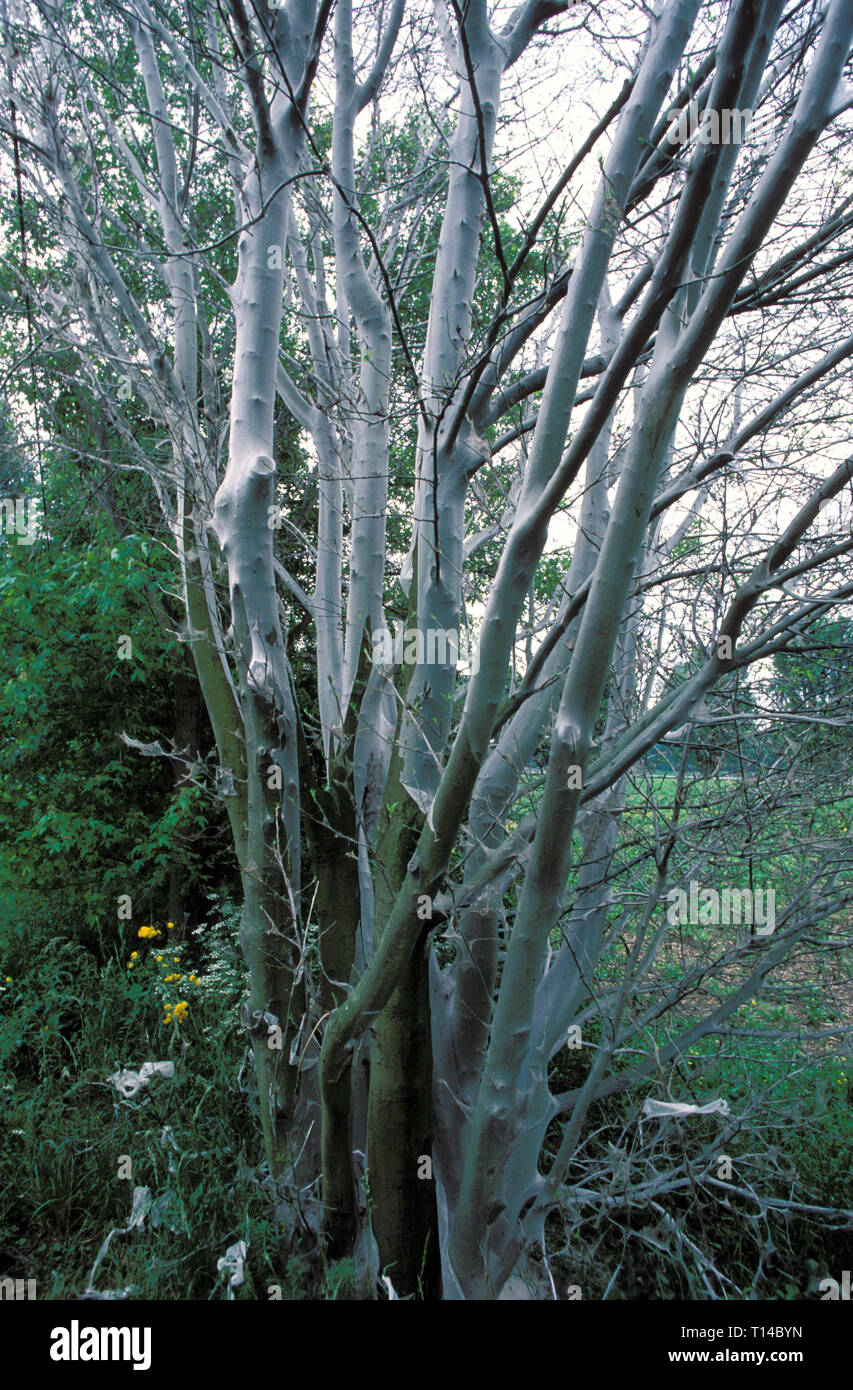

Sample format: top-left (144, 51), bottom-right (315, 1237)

top-left (323, 1257), bottom-right (359, 1300)
top-left (772, 618), bottom-right (853, 713)
top-left (546, 1024), bottom-right (853, 1299)
top-left (0, 896), bottom-right (329, 1299)
top-left (0, 459), bottom-right (236, 938)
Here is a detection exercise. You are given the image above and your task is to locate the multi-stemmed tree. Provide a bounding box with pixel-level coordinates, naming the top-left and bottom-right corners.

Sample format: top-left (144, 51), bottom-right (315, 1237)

top-left (4, 0), bottom-right (853, 1298)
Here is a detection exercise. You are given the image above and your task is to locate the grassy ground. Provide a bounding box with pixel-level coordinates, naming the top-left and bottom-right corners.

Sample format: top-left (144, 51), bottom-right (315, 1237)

top-left (545, 1023), bottom-right (853, 1299)
top-left (0, 897), bottom-right (344, 1299)
top-left (518, 767), bottom-right (853, 1297)
top-left (1, 778), bottom-right (850, 1300)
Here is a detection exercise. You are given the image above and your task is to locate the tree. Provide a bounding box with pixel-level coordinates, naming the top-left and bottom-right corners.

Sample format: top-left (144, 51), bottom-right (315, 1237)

top-left (3, 0), bottom-right (853, 1299)
top-left (0, 440), bottom-right (238, 942)
top-left (773, 617), bottom-right (853, 717)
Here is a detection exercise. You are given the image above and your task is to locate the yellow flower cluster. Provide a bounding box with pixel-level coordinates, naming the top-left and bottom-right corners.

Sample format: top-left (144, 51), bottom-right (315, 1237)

top-left (123, 923), bottom-right (201, 1026)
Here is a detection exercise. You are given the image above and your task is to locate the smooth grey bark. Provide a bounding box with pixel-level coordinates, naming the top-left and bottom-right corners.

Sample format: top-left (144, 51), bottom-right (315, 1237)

top-left (448, 0), bottom-right (853, 1296)
top-left (9, 0), bottom-right (853, 1303)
